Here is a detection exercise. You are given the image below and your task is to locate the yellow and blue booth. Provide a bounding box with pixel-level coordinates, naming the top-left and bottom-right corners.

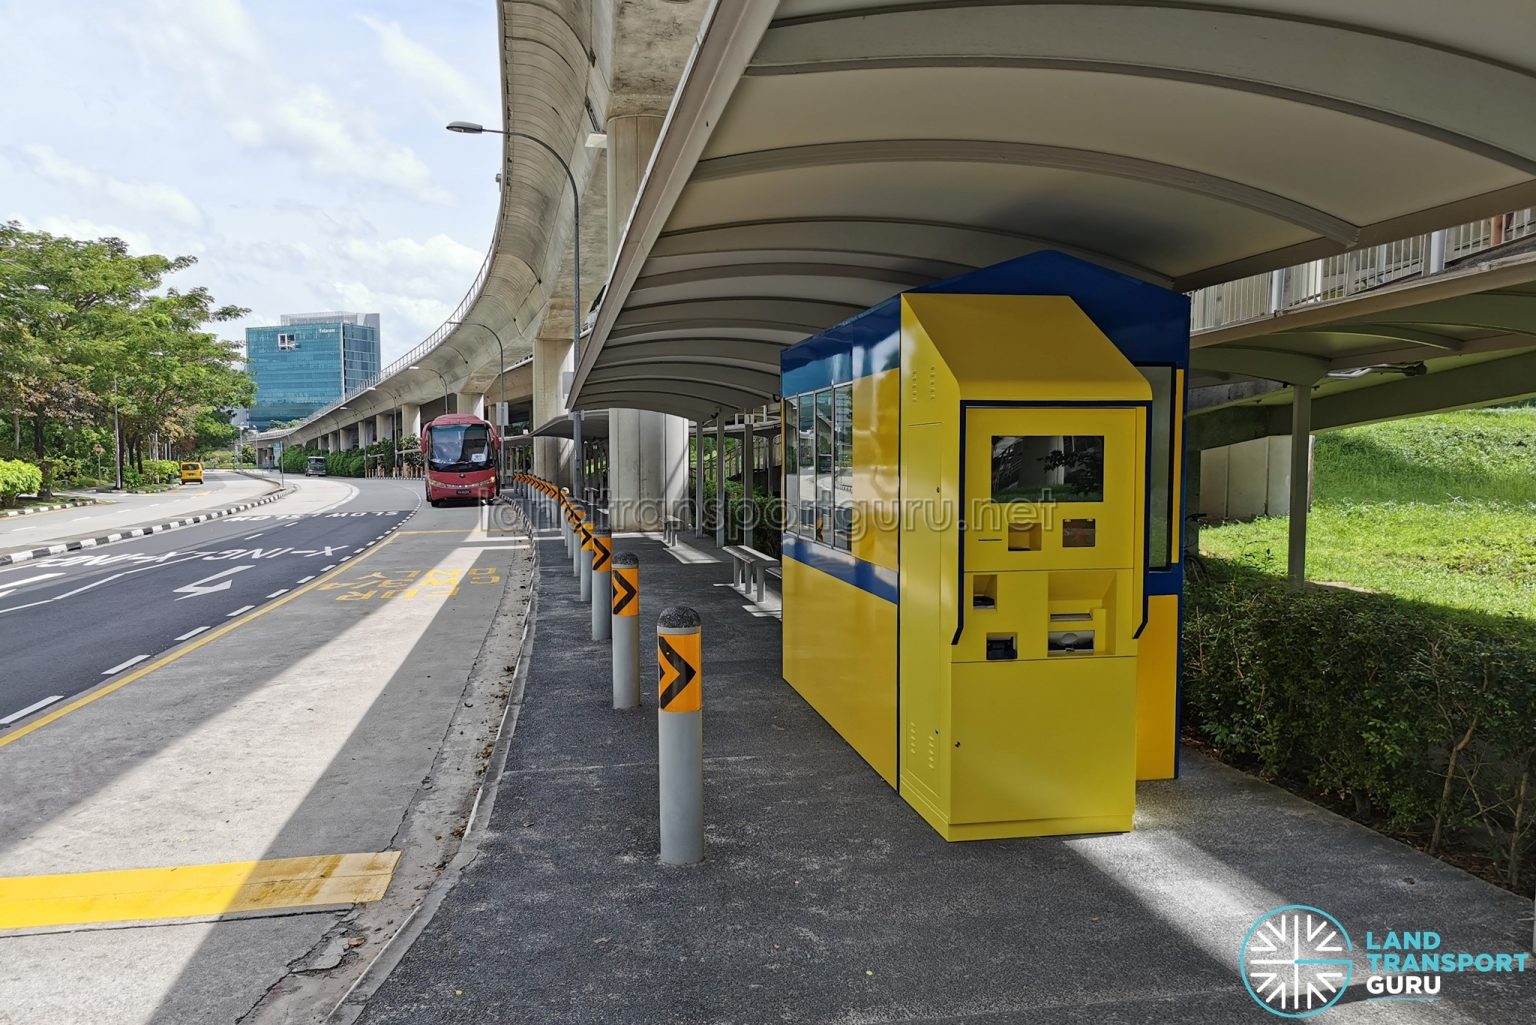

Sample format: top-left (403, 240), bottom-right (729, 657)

top-left (780, 252), bottom-right (1188, 840)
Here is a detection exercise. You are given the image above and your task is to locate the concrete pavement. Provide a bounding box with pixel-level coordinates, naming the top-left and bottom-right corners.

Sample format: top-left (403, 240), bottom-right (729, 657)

top-left (0, 481), bottom-right (535, 1025)
top-left (0, 470), bottom-right (283, 564)
top-left (355, 533), bottom-right (1535, 1025)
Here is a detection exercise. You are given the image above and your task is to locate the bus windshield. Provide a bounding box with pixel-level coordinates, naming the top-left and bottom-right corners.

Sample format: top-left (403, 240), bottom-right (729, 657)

top-left (429, 424), bottom-right (492, 473)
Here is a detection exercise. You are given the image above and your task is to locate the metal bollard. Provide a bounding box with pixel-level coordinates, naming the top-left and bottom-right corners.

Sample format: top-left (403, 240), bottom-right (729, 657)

top-left (657, 606), bottom-right (703, 865)
top-left (611, 553), bottom-right (639, 708)
top-left (571, 506), bottom-right (585, 581)
top-left (578, 519), bottom-right (594, 601)
top-left (590, 529), bottom-right (612, 641)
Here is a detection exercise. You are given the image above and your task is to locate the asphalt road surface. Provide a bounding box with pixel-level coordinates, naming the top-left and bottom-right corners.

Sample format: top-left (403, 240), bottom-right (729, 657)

top-left (0, 470), bottom-right (279, 558)
top-left (0, 478), bottom-right (422, 727)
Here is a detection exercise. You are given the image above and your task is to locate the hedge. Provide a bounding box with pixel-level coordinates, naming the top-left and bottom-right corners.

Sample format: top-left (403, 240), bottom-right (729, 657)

top-left (1183, 561), bottom-right (1536, 887)
top-left (124, 459), bottom-right (179, 489)
top-left (0, 459), bottom-right (43, 507)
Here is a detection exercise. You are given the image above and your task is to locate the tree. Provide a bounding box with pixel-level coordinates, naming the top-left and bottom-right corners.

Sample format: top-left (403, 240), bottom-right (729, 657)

top-left (0, 222), bottom-right (251, 494)
top-left (110, 291), bottom-right (252, 471)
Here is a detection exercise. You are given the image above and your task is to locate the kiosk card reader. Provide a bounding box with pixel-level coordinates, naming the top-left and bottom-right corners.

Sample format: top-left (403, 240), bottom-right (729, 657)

top-left (780, 252), bottom-right (1188, 841)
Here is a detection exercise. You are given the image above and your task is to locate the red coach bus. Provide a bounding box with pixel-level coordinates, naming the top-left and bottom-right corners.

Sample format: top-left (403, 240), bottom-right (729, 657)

top-left (421, 413), bottom-right (501, 506)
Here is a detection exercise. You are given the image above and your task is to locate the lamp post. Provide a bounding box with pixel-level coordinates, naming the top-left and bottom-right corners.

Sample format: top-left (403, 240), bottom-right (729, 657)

top-left (113, 383), bottom-right (123, 491)
top-left (367, 384), bottom-right (403, 475)
top-left (447, 120), bottom-right (585, 498)
top-left (410, 365), bottom-right (450, 406)
top-left (449, 320), bottom-right (508, 477)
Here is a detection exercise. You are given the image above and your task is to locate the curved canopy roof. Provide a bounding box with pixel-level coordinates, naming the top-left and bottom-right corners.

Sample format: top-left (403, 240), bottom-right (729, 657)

top-left (575, 0), bottom-right (1536, 419)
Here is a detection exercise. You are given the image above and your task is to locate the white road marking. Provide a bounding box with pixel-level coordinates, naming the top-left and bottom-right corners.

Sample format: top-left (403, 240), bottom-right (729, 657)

top-left (244, 532), bottom-right (265, 540)
top-left (173, 565), bottom-right (255, 600)
top-left (0, 572), bottom-right (65, 598)
top-left (267, 589), bottom-right (289, 598)
top-left (226, 604), bottom-right (255, 617)
top-left (322, 564), bottom-right (335, 571)
top-left (0, 551), bottom-right (214, 617)
top-left (174, 625), bottom-right (211, 641)
top-left (69, 516), bottom-right (90, 522)
top-left (297, 575), bottom-right (315, 583)
top-left (102, 654), bottom-right (150, 676)
top-left (0, 695), bottom-right (64, 725)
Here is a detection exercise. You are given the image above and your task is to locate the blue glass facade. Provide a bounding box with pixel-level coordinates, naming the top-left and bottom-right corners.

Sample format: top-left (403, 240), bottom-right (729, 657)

top-left (246, 319), bottom-right (380, 429)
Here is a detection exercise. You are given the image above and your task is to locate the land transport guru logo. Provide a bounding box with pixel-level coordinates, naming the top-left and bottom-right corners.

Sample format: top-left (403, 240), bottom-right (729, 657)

top-left (1239, 904), bottom-right (1531, 1018)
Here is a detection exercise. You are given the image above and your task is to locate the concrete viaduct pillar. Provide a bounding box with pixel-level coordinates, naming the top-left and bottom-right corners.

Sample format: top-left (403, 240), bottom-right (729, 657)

top-left (604, 113), bottom-right (690, 531)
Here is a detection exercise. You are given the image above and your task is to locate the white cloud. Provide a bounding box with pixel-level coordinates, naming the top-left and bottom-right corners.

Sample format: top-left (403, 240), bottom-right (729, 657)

top-left (344, 233), bottom-right (483, 276)
top-left (120, 0), bottom-right (451, 204)
top-left (359, 15), bottom-right (488, 117)
top-left (228, 86), bottom-right (452, 204)
top-left (16, 214), bottom-right (159, 257)
top-left (17, 144), bottom-right (205, 227)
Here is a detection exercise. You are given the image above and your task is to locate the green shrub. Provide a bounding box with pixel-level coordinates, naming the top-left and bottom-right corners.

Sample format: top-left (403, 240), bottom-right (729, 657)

top-left (1183, 560), bottom-right (1536, 886)
top-left (121, 459), bottom-right (179, 490)
top-left (686, 476), bottom-right (783, 556)
top-left (321, 449), bottom-right (367, 478)
top-left (280, 447), bottom-right (308, 474)
top-left (0, 459), bottom-right (43, 507)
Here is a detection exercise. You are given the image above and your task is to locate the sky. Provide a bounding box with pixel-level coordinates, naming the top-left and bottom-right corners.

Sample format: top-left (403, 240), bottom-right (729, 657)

top-left (0, 0), bottom-right (503, 367)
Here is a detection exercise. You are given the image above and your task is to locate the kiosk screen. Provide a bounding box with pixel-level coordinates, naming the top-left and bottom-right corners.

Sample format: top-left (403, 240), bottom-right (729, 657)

top-left (991, 435), bottom-right (1104, 503)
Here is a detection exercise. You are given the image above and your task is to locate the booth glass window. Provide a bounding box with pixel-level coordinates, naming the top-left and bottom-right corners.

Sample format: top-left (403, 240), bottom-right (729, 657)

top-left (783, 398), bottom-right (799, 533)
top-left (991, 435), bottom-right (1104, 503)
top-left (833, 384), bottom-right (853, 550)
top-left (798, 395), bottom-right (816, 536)
top-left (814, 389), bottom-right (834, 544)
top-left (1138, 366), bottom-right (1176, 570)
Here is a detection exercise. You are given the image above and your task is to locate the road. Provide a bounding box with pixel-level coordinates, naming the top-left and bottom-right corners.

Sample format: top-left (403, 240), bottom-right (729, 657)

top-left (0, 475), bottom-right (534, 1025)
top-left (0, 475), bottom-right (404, 727)
top-left (0, 469), bottom-right (281, 560)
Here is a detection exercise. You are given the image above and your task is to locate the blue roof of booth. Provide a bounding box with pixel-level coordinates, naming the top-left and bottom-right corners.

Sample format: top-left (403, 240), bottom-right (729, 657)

top-left (781, 251), bottom-right (1189, 396)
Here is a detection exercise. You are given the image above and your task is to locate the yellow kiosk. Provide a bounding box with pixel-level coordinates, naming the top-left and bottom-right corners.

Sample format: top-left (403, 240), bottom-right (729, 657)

top-left (780, 252), bottom-right (1188, 840)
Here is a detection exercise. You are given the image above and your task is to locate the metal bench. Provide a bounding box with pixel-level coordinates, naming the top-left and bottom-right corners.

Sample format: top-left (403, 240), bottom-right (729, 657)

top-left (722, 544), bottom-right (780, 601)
top-left (664, 515), bottom-right (684, 547)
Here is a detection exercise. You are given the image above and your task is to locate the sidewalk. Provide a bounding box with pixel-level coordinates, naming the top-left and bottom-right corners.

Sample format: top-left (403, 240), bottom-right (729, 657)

top-left (354, 533), bottom-right (1535, 1024)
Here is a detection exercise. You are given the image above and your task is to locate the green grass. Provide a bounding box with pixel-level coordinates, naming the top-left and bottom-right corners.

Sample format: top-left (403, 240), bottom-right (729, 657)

top-left (1201, 407), bottom-right (1536, 620)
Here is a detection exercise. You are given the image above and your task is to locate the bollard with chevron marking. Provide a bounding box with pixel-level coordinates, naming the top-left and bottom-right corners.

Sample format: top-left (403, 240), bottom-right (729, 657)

top-left (577, 515), bottom-right (594, 603)
top-left (611, 552), bottom-right (639, 709)
top-left (657, 606), bottom-right (703, 864)
top-left (590, 528), bottom-right (611, 641)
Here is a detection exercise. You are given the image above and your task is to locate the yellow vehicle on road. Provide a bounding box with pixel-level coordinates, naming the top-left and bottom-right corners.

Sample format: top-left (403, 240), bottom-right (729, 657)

top-left (178, 462), bottom-right (204, 485)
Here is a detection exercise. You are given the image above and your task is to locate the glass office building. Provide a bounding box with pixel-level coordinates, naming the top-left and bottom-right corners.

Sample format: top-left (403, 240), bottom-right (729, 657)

top-left (246, 313), bottom-right (381, 429)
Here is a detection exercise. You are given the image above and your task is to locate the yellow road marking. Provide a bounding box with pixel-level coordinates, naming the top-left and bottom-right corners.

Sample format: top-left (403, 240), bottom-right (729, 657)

top-left (0, 851), bottom-right (400, 930)
top-left (0, 535), bottom-right (399, 751)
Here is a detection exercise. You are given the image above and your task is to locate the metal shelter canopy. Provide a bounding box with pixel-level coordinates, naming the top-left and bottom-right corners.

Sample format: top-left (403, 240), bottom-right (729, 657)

top-left (1188, 255), bottom-right (1536, 447)
top-left (531, 410), bottom-right (611, 440)
top-left (573, 0), bottom-right (1536, 420)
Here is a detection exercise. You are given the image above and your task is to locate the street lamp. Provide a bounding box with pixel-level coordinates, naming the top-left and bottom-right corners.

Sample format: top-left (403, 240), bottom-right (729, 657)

top-left (410, 365), bottom-right (450, 404)
top-left (448, 319), bottom-right (508, 477)
top-left (447, 120), bottom-right (585, 498)
top-left (367, 384), bottom-right (403, 475)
